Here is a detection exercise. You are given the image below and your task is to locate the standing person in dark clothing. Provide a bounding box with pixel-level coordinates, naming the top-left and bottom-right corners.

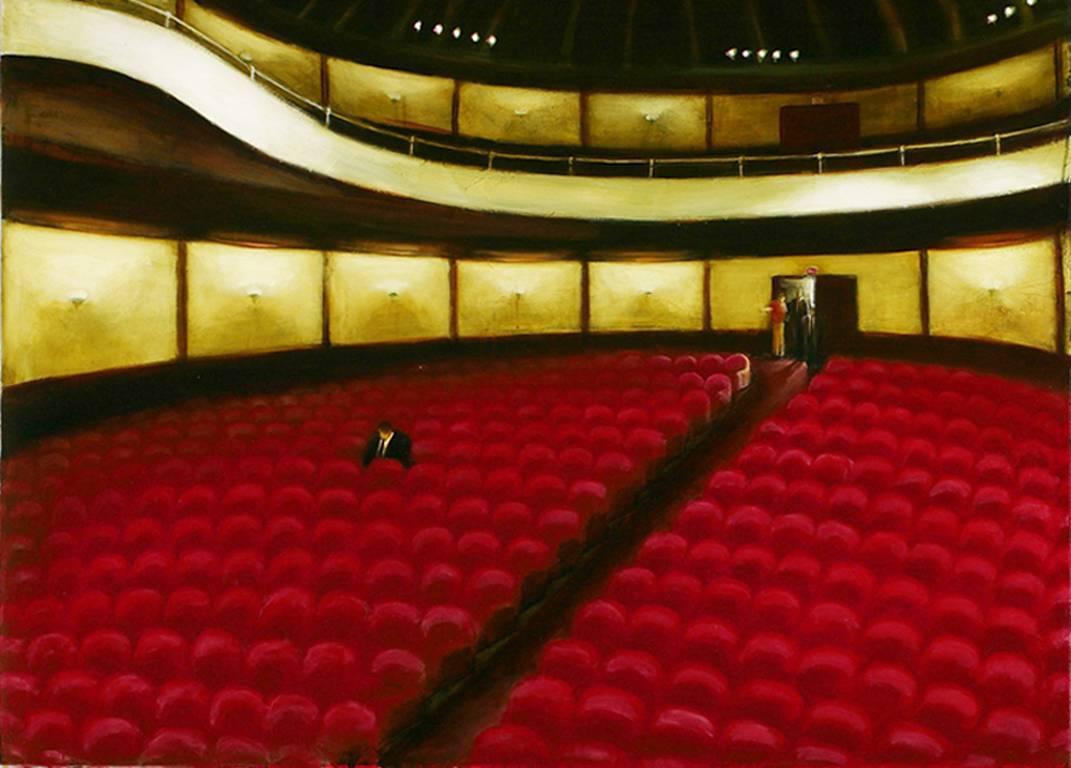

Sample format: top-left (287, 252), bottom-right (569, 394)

top-left (362, 421), bottom-right (413, 467)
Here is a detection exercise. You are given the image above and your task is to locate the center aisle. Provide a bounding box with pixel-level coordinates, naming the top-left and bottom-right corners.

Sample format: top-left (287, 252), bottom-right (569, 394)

top-left (388, 358), bottom-right (809, 765)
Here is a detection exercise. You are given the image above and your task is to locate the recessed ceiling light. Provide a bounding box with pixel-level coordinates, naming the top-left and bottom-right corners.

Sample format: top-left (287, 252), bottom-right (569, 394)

top-left (1026, 0), bottom-right (1037, 5)
top-left (452, 27), bottom-right (462, 38)
top-left (725, 47), bottom-right (738, 60)
top-left (413, 20), bottom-right (422, 31)
top-left (771, 50), bottom-right (782, 61)
top-left (433, 23), bottom-right (443, 34)
top-left (741, 49), bottom-right (752, 58)
top-left (757, 49), bottom-right (768, 61)
top-left (986, 12), bottom-right (998, 22)
top-left (471, 32), bottom-right (480, 42)
top-left (487, 35), bottom-right (497, 46)
top-left (789, 49), bottom-right (800, 61)
top-left (1004, 5), bottom-right (1016, 16)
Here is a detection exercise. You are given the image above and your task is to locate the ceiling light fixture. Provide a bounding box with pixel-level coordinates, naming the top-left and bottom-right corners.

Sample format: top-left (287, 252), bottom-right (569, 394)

top-left (986, 12), bottom-right (998, 22)
top-left (1026, 0), bottom-right (1037, 5)
top-left (741, 49), bottom-right (752, 58)
top-left (471, 32), bottom-right (480, 42)
top-left (771, 50), bottom-right (782, 61)
top-left (413, 20), bottom-right (422, 31)
top-left (1003, 5), bottom-right (1016, 16)
top-left (452, 27), bottom-right (462, 38)
top-left (487, 35), bottom-right (497, 46)
top-left (433, 23), bottom-right (443, 34)
top-left (789, 49), bottom-right (800, 61)
top-left (725, 47), bottom-right (738, 60)
top-left (757, 48), bottom-right (768, 61)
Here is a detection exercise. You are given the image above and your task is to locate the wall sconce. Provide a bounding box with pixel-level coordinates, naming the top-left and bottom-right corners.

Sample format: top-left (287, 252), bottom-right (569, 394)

top-left (433, 23), bottom-right (444, 35)
top-left (68, 290), bottom-right (89, 307)
top-left (387, 93), bottom-right (403, 103)
top-left (513, 108), bottom-right (530, 117)
top-left (452, 27), bottom-right (462, 39)
top-left (487, 35), bottom-right (497, 47)
top-left (413, 20), bottom-right (422, 31)
top-left (725, 48), bottom-right (738, 60)
top-left (246, 285), bottom-right (263, 301)
top-left (513, 289), bottom-right (525, 298)
top-left (643, 289), bottom-right (655, 296)
top-left (757, 49), bottom-right (768, 62)
top-left (238, 51), bottom-right (252, 64)
top-left (789, 50), bottom-right (800, 61)
top-left (771, 50), bottom-right (782, 62)
top-left (471, 32), bottom-right (481, 43)
top-left (644, 113), bottom-right (661, 123)
top-left (388, 290), bottom-right (400, 299)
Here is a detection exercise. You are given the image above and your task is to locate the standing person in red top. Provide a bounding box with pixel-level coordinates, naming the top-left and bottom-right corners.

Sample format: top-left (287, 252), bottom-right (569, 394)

top-left (766, 293), bottom-right (788, 357)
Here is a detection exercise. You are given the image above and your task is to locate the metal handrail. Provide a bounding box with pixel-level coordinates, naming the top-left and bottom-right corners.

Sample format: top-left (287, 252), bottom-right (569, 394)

top-left (100, 0), bottom-right (1070, 179)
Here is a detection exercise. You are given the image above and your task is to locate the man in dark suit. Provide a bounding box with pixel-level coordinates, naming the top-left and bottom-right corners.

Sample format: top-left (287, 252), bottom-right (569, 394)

top-left (362, 421), bottom-right (412, 467)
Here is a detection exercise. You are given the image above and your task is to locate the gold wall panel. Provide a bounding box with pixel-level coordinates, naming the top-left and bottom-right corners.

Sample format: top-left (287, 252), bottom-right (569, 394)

top-left (589, 261), bottom-right (704, 332)
top-left (1061, 41), bottom-right (1070, 100)
top-left (187, 243), bottom-right (323, 357)
top-left (709, 253), bottom-right (921, 334)
top-left (184, 0), bottom-right (321, 103)
top-left (328, 253), bottom-right (450, 344)
top-left (458, 83), bottom-right (581, 146)
top-left (711, 84), bottom-right (918, 148)
top-left (458, 261), bottom-right (581, 337)
top-left (2, 223), bottom-right (177, 385)
top-left (925, 47), bottom-right (1056, 129)
top-left (586, 93), bottom-right (708, 152)
top-left (929, 240), bottom-right (1057, 351)
top-left (327, 59), bottom-right (454, 133)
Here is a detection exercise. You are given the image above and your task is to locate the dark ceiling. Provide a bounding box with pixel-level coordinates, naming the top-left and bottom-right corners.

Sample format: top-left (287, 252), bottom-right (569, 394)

top-left (203, 0), bottom-right (1068, 87)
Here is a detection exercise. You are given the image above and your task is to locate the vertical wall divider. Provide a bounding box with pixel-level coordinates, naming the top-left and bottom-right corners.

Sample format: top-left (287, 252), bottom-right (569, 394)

top-left (175, 0), bottom-right (186, 20)
top-left (451, 81), bottom-right (461, 136)
top-left (321, 251), bottom-right (331, 347)
top-left (320, 54), bottom-right (330, 109)
top-left (1054, 41), bottom-right (1064, 102)
top-left (579, 92), bottom-right (591, 148)
top-left (176, 239), bottom-right (188, 360)
top-left (702, 260), bottom-right (712, 331)
top-left (449, 258), bottom-right (460, 339)
top-left (580, 259), bottom-right (591, 334)
top-left (705, 94), bottom-right (714, 151)
top-left (919, 248), bottom-right (930, 336)
top-left (1054, 231), bottom-right (1066, 354)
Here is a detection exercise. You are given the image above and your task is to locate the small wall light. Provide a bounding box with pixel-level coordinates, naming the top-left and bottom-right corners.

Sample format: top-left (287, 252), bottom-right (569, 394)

top-left (514, 108), bottom-right (530, 117)
top-left (741, 49), bottom-right (752, 59)
top-left (986, 13), bottom-right (998, 23)
top-left (771, 50), bottom-right (782, 62)
top-left (452, 27), bottom-right (462, 39)
top-left (387, 93), bottom-right (403, 103)
top-left (471, 32), bottom-right (480, 43)
top-left (789, 50), bottom-right (800, 61)
top-left (388, 290), bottom-right (400, 299)
top-left (757, 48), bottom-right (768, 62)
top-left (433, 23), bottom-right (444, 35)
top-left (68, 290), bottom-right (89, 307)
top-left (643, 289), bottom-right (655, 296)
top-left (644, 113), bottom-right (661, 123)
top-left (487, 35), bottom-right (497, 47)
top-left (1004, 5), bottom-right (1017, 17)
top-left (413, 20), bottom-right (422, 31)
top-left (725, 47), bottom-right (738, 60)
top-left (246, 285), bottom-right (263, 300)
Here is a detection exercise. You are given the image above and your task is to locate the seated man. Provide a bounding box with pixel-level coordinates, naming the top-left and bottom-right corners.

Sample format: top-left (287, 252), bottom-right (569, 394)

top-left (362, 421), bottom-right (413, 467)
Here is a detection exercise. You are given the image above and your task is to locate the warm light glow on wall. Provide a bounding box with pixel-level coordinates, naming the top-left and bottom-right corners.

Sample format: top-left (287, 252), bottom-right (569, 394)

top-left (458, 83), bottom-right (581, 146)
top-left (589, 261), bottom-right (704, 332)
top-left (457, 260), bottom-right (582, 337)
top-left (2, 222), bottom-right (177, 385)
top-left (328, 59), bottom-right (454, 133)
top-left (925, 47), bottom-right (1057, 128)
top-left (186, 243), bottom-right (323, 357)
top-left (586, 93), bottom-right (708, 151)
top-left (929, 240), bottom-right (1057, 351)
top-left (709, 253), bottom-right (921, 334)
top-left (328, 252), bottom-right (450, 344)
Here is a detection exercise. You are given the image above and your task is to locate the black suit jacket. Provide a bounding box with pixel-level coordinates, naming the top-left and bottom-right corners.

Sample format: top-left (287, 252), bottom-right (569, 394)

top-left (362, 430), bottom-right (412, 467)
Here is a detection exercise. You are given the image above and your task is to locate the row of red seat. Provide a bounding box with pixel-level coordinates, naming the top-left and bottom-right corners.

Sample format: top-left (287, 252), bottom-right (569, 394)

top-left (0, 350), bottom-right (749, 765)
top-left (469, 358), bottom-right (1069, 766)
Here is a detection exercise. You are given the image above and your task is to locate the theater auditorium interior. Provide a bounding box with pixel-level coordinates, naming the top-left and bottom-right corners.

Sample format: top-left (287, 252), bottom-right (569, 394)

top-left (1, 0), bottom-right (1069, 765)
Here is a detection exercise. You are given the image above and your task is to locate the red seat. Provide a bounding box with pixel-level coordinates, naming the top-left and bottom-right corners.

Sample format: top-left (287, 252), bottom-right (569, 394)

top-left (24, 710), bottom-right (76, 759)
top-left (603, 649), bottom-right (663, 699)
top-left (209, 688), bottom-right (266, 739)
top-left (142, 727), bottom-right (209, 763)
top-left (859, 663), bottom-right (917, 716)
top-left (647, 707), bottom-right (717, 757)
top-left (265, 694), bottom-right (319, 749)
top-left (133, 628), bottom-right (188, 682)
top-left (798, 648), bottom-right (857, 699)
top-left (257, 588), bottom-right (313, 640)
top-left (469, 724), bottom-right (550, 764)
top-left (156, 680), bottom-right (210, 729)
top-left (706, 469), bottom-right (747, 504)
top-left (803, 702), bottom-right (871, 753)
top-left (24, 633), bottom-right (77, 678)
top-left (44, 670), bottom-right (99, 717)
top-left (636, 533), bottom-right (688, 573)
top-left (573, 600), bottom-right (628, 647)
top-left (80, 629), bottom-right (133, 675)
top-left (465, 568), bottom-right (518, 622)
top-left (80, 717), bottom-right (143, 764)
top-left (738, 633), bottom-right (798, 679)
top-left (502, 676), bottom-right (576, 737)
top-left (982, 708), bottom-right (1043, 758)
top-left (539, 639), bottom-right (600, 685)
top-left (675, 500), bottom-right (722, 541)
top-left (575, 686), bottom-right (645, 745)
top-left (879, 724), bottom-right (945, 762)
top-left (801, 602), bottom-right (861, 647)
top-left (319, 701), bottom-right (378, 759)
top-left (863, 620), bottom-right (922, 666)
top-left (99, 673), bottom-right (155, 727)
top-left (302, 642), bottom-right (358, 704)
top-left (370, 648), bottom-right (426, 701)
top-left (979, 653), bottom-right (1037, 706)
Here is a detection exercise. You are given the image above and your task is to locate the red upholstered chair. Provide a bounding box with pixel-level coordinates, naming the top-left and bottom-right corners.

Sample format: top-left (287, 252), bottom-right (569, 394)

top-left (573, 600), bottom-right (628, 648)
top-left (265, 694), bottom-right (319, 749)
top-left (505, 538), bottom-right (553, 579)
top-left (213, 588), bottom-right (260, 640)
top-left (879, 724), bottom-right (946, 763)
top-left (539, 639), bottom-right (600, 686)
top-left (419, 564), bottom-right (462, 606)
top-left (133, 628), bottom-right (188, 682)
top-left (311, 519), bottom-right (357, 557)
top-left (163, 588), bottom-right (213, 637)
top-left (979, 653), bottom-right (1038, 707)
top-left (319, 701), bottom-right (378, 759)
top-left (982, 708), bottom-right (1043, 759)
top-left (744, 474), bottom-right (786, 507)
top-left (263, 516), bottom-right (308, 557)
top-left (469, 724), bottom-right (551, 764)
top-left (913, 505), bottom-right (959, 546)
top-left (25, 633), bottom-right (77, 679)
top-left (732, 544), bottom-right (784, 586)
top-left (706, 468), bottom-right (748, 504)
top-left (822, 562), bottom-right (875, 609)
top-left (370, 648), bottom-right (427, 702)
top-left (812, 452), bottom-right (853, 485)
top-left (772, 552), bottom-right (822, 599)
top-left (995, 571), bottom-right (1046, 613)
top-left (464, 568), bottom-right (518, 623)
top-left (636, 532), bottom-right (689, 573)
top-left (646, 707), bottom-right (717, 758)
top-left (873, 577), bottom-right (929, 619)
top-left (445, 497), bottom-right (491, 533)
top-left (1004, 531), bottom-right (1051, 574)
top-left (316, 553), bottom-right (362, 594)
top-left (44, 670), bottom-right (99, 718)
top-left (265, 549), bottom-right (315, 589)
top-left (863, 620), bottom-right (923, 666)
top-left (421, 605), bottom-right (476, 668)
top-left (813, 521), bottom-right (860, 562)
top-left (724, 505), bottom-right (772, 546)
top-left (257, 588), bottom-right (313, 641)
top-left (676, 500), bottom-right (722, 542)
top-left (738, 679), bottom-right (804, 731)
top-left (770, 514), bottom-right (816, 557)
top-left (928, 597), bottom-right (985, 641)
top-left (575, 685), bottom-right (646, 746)
top-left (209, 688), bottom-right (266, 739)
top-left (313, 593), bottom-right (368, 644)
top-left (801, 603), bottom-right (861, 648)
top-left (501, 676), bottom-right (576, 738)
top-left (24, 710), bottom-right (76, 759)
top-left (569, 480), bottom-right (609, 520)
top-left (798, 648), bottom-right (857, 700)
top-left (526, 474), bottom-right (569, 509)
top-left (142, 727), bottom-right (209, 764)
top-left (269, 487), bottom-right (314, 520)
top-left (803, 701), bottom-right (871, 754)
top-left (859, 663), bottom-right (917, 717)
top-left (1012, 498), bottom-right (1058, 538)
top-left (80, 717), bottom-right (144, 764)
top-left (628, 604), bottom-right (682, 656)
top-left (246, 640), bottom-right (301, 695)
top-left (363, 559), bottom-right (417, 602)
top-left (409, 527), bottom-right (455, 566)
top-left (752, 588), bottom-right (801, 633)
top-left (191, 630), bottom-right (243, 685)
top-left (483, 467), bottom-right (523, 501)
top-left (98, 673), bottom-right (155, 728)
top-left (738, 633), bottom-right (798, 680)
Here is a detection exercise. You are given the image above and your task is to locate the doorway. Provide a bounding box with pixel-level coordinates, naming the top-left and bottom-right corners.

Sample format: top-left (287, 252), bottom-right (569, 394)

top-left (772, 274), bottom-right (859, 367)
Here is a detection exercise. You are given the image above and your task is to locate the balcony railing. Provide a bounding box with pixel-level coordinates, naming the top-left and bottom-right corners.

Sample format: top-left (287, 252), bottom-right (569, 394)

top-left (96, 0), bottom-right (1071, 180)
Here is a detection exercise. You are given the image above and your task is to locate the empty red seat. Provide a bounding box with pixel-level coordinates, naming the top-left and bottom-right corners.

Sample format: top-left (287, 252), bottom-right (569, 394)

top-left (81, 717), bottom-right (143, 764)
top-left (798, 648), bottom-right (857, 699)
top-left (647, 707), bottom-right (717, 757)
top-left (804, 702), bottom-right (871, 753)
top-left (469, 724), bottom-right (550, 764)
top-left (575, 686), bottom-right (645, 745)
top-left (209, 688), bottom-right (265, 739)
top-left (502, 676), bottom-right (576, 737)
top-left (319, 701), bottom-right (377, 759)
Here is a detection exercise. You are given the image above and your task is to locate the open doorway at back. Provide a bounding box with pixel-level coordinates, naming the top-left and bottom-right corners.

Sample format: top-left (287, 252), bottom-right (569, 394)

top-left (772, 274), bottom-right (859, 368)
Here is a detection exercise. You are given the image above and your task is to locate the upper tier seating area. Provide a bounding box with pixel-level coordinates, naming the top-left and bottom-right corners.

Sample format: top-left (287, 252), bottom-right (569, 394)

top-left (0, 349), bottom-right (750, 765)
top-left (469, 358), bottom-right (1069, 766)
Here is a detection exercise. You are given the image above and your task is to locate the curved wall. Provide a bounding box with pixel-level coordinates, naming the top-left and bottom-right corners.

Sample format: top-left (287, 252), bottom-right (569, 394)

top-left (181, 0), bottom-right (1066, 152)
top-left (4, 221), bottom-right (1065, 388)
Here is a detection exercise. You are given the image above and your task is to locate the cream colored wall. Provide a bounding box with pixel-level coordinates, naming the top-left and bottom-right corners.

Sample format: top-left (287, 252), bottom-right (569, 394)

top-left (457, 260), bottom-right (582, 337)
top-left (328, 59), bottom-right (454, 133)
top-left (186, 243), bottom-right (323, 357)
top-left (929, 240), bottom-right (1057, 351)
top-left (2, 223), bottom-right (178, 385)
top-left (459, 83), bottom-right (581, 146)
top-left (711, 84), bottom-right (918, 148)
top-left (925, 47), bottom-right (1057, 129)
top-left (184, 0), bottom-right (321, 103)
top-left (586, 93), bottom-right (708, 152)
top-left (709, 252), bottom-right (922, 334)
top-left (589, 261), bottom-right (705, 331)
top-left (328, 252), bottom-right (451, 344)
